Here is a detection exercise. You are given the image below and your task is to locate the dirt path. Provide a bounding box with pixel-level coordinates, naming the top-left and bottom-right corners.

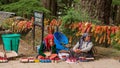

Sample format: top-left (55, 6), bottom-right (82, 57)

top-left (0, 59), bottom-right (119, 68)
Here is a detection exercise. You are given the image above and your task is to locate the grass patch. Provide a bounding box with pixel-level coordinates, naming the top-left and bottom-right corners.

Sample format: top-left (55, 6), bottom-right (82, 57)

top-left (95, 46), bottom-right (120, 59)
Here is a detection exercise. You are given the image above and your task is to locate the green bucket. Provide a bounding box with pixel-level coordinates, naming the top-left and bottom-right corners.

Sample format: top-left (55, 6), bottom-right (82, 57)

top-left (1, 34), bottom-right (21, 53)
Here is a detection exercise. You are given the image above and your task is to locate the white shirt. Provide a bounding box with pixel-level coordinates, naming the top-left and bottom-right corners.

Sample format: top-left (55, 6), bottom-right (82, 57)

top-left (73, 41), bottom-right (93, 52)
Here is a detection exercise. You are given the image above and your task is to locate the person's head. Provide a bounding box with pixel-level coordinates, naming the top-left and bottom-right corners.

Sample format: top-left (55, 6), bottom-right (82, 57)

top-left (45, 34), bottom-right (54, 47)
top-left (84, 35), bottom-right (91, 42)
top-left (81, 33), bottom-right (91, 42)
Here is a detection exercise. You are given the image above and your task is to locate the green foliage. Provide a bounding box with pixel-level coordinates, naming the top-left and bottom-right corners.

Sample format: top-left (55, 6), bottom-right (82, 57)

top-left (0, 0), bottom-right (19, 5)
top-left (60, 2), bottom-right (99, 36)
top-left (112, 41), bottom-right (120, 50)
top-left (0, 0), bottom-right (50, 18)
top-left (112, 0), bottom-right (120, 5)
top-left (1, 18), bottom-right (14, 30)
top-left (111, 30), bottom-right (120, 50)
top-left (61, 8), bottom-right (90, 23)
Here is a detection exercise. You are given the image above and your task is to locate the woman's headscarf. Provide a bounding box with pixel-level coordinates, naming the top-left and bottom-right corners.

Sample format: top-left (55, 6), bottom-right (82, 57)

top-left (44, 34), bottom-right (54, 50)
top-left (78, 33), bottom-right (91, 49)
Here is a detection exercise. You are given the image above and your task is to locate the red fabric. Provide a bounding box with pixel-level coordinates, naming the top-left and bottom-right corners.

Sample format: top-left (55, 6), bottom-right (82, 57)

top-left (38, 55), bottom-right (45, 59)
top-left (49, 54), bottom-right (57, 60)
top-left (44, 34), bottom-right (54, 50)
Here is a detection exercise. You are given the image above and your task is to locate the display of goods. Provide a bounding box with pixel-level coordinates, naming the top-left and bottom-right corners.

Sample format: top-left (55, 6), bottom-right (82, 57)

top-left (0, 57), bottom-right (8, 63)
top-left (28, 57), bottom-right (35, 63)
top-left (44, 18), bottom-right (50, 26)
top-left (50, 19), bottom-right (57, 26)
top-left (34, 59), bottom-right (40, 63)
top-left (19, 58), bottom-right (29, 63)
top-left (67, 21), bottom-right (120, 45)
top-left (66, 57), bottom-right (77, 63)
top-left (79, 57), bottom-right (88, 62)
top-left (85, 57), bottom-right (94, 61)
top-left (51, 57), bottom-right (60, 63)
top-left (40, 58), bottom-right (51, 63)
top-left (2, 17), bottom-right (33, 33)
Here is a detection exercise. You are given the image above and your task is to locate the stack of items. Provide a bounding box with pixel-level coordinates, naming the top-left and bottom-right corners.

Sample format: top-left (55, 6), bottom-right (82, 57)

top-left (79, 57), bottom-right (88, 62)
top-left (19, 57), bottom-right (35, 63)
top-left (66, 57), bottom-right (77, 63)
top-left (0, 56), bottom-right (8, 63)
top-left (34, 59), bottom-right (40, 63)
top-left (86, 57), bottom-right (94, 61)
top-left (40, 58), bottom-right (51, 63)
top-left (79, 57), bottom-right (94, 62)
top-left (51, 57), bottom-right (60, 63)
top-left (38, 56), bottom-right (60, 63)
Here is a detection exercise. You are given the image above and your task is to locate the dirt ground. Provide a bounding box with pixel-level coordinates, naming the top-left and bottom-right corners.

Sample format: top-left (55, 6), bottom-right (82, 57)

top-left (0, 39), bottom-right (36, 57)
top-left (0, 59), bottom-right (120, 68)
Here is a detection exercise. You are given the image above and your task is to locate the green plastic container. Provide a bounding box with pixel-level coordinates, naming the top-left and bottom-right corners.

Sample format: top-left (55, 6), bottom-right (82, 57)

top-left (1, 34), bottom-right (21, 53)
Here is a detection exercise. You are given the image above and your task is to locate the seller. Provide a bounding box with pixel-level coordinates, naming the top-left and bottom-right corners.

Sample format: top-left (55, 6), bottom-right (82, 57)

top-left (72, 33), bottom-right (94, 58)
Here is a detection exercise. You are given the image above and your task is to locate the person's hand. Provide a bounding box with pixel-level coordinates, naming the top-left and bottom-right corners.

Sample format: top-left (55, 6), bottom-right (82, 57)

top-left (45, 56), bottom-right (49, 58)
top-left (74, 49), bottom-right (81, 53)
top-left (44, 52), bottom-right (51, 56)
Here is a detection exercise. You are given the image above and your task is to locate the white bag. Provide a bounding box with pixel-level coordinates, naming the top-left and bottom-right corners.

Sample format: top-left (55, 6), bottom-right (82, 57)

top-left (58, 53), bottom-right (69, 60)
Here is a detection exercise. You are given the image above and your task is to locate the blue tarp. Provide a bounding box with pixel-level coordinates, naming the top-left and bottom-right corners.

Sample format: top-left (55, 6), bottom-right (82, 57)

top-left (54, 32), bottom-right (69, 52)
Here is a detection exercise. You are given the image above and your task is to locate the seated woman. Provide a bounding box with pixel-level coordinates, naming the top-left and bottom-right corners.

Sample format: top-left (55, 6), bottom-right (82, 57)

top-left (72, 33), bottom-right (93, 58)
top-left (38, 34), bottom-right (57, 59)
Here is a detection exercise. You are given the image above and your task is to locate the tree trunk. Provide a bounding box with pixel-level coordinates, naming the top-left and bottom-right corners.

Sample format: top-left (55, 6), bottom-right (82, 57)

top-left (51, 0), bottom-right (57, 16)
top-left (41, 0), bottom-right (50, 10)
top-left (115, 6), bottom-right (120, 25)
top-left (41, 0), bottom-right (57, 16)
top-left (110, 5), bottom-right (118, 24)
top-left (80, 0), bottom-right (112, 25)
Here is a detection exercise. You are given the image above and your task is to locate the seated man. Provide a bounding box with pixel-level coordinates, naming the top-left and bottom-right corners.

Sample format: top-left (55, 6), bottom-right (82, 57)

top-left (38, 34), bottom-right (57, 59)
top-left (72, 33), bottom-right (93, 58)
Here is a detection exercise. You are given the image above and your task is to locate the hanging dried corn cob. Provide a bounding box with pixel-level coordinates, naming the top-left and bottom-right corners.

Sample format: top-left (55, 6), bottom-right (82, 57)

top-left (68, 36), bottom-right (73, 44)
top-left (108, 39), bottom-right (111, 44)
top-left (94, 26), bottom-right (102, 43)
top-left (78, 22), bottom-right (82, 31)
top-left (103, 33), bottom-right (106, 43)
top-left (50, 19), bottom-right (57, 26)
top-left (47, 26), bottom-right (54, 34)
top-left (76, 31), bottom-right (81, 37)
top-left (86, 23), bottom-right (92, 33)
top-left (95, 36), bottom-right (99, 42)
top-left (91, 24), bottom-right (95, 33)
top-left (102, 26), bottom-right (106, 43)
top-left (106, 26), bottom-right (111, 44)
top-left (98, 27), bottom-right (103, 43)
top-left (44, 18), bottom-right (49, 26)
top-left (72, 23), bottom-right (75, 30)
top-left (81, 23), bottom-right (86, 33)
top-left (117, 40), bottom-right (120, 44)
top-left (57, 19), bottom-right (62, 27)
top-left (99, 36), bottom-right (104, 44)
